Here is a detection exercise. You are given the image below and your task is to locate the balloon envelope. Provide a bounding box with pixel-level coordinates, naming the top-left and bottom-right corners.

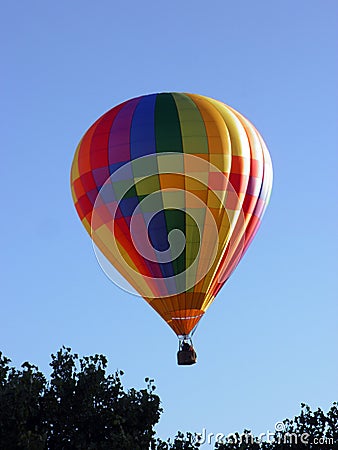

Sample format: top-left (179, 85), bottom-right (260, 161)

top-left (71, 93), bottom-right (272, 336)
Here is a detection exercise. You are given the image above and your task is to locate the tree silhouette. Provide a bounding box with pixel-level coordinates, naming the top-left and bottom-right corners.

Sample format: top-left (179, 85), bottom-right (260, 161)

top-left (0, 348), bottom-right (336, 449)
top-left (0, 347), bottom-right (161, 449)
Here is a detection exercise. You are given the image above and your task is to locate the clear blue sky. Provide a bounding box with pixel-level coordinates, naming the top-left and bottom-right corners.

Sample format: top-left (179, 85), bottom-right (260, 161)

top-left (1, 0), bottom-right (337, 444)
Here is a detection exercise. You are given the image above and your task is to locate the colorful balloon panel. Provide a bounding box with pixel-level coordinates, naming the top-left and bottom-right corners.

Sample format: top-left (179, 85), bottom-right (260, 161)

top-left (71, 93), bottom-right (273, 336)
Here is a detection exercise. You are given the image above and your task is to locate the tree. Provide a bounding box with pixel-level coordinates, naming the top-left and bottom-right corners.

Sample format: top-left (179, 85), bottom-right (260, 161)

top-left (0, 348), bottom-right (336, 449)
top-left (213, 403), bottom-right (338, 450)
top-left (160, 404), bottom-right (338, 450)
top-left (0, 347), bottom-right (161, 449)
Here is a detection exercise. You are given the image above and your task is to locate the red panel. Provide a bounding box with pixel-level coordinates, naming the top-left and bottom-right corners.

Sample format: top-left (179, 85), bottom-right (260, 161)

top-left (250, 158), bottom-right (263, 178)
top-left (77, 122), bottom-right (99, 175)
top-left (89, 149), bottom-right (108, 170)
top-left (230, 155), bottom-right (245, 174)
top-left (89, 101), bottom-right (129, 171)
top-left (77, 194), bottom-right (93, 217)
top-left (80, 171), bottom-right (97, 193)
top-left (229, 172), bottom-right (248, 194)
top-left (113, 218), bottom-right (153, 279)
top-left (225, 191), bottom-right (240, 210)
top-left (75, 201), bottom-right (85, 221)
top-left (73, 177), bottom-right (86, 200)
top-left (208, 171), bottom-right (228, 190)
top-left (242, 193), bottom-right (258, 215)
top-left (243, 216), bottom-right (261, 252)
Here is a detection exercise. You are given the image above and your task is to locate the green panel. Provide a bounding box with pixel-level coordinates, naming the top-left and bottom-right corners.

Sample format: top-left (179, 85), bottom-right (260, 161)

top-left (155, 94), bottom-right (183, 153)
top-left (172, 93), bottom-right (208, 154)
top-left (124, 185), bottom-right (138, 199)
top-left (185, 214), bottom-right (200, 264)
top-left (185, 208), bottom-right (204, 293)
top-left (155, 94), bottom-right (185, 286)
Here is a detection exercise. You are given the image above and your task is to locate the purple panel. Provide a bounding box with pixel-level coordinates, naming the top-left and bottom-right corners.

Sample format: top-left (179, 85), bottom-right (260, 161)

top-left (108, 98), bottom-right (141, 165)
top-left (252, 198), bottom-right (265, 218)
top-left (87, 188), bottom-right (99, 205)
top-left (92, 166), bottom-right (110, 188)
top-left (246, 176), bottom-right (262, 196)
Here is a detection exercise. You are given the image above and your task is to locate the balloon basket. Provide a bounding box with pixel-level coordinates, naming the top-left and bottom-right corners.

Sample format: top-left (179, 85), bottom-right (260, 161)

top-left (177, 336), bottom-right (197, 366)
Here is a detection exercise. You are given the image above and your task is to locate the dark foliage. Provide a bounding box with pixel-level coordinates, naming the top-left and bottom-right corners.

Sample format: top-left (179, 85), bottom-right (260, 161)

top-left (0, 347), bottom-right (161, 449)
top-left (0, 348), bottom-right (336, 449)
top-left (213, 402), bottom-right (338, 450)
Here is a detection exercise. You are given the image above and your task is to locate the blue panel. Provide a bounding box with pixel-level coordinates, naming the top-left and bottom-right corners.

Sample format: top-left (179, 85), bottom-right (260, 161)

top-left (130, 94), bottom-right (157, 158)
top-left (148, 211), bottom-right (174, 278)
top-left (148, 211), bottom-right (169, 251)
top-left (109, 161), bottom-right (128, 176)
top-left (130, 94), bottom-right (173, 279)
top-left (118, 196), bottom-right (139, 218)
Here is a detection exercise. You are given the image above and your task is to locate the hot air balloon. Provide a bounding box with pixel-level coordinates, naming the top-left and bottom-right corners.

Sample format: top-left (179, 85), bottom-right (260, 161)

top-left (71, 93), bottom-right (273, 365)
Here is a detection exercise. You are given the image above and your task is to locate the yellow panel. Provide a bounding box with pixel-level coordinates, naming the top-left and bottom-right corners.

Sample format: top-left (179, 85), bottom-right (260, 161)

top-left (228, 106), bottom-right (262, 161)
top-left (186, 93), bottom-right (232, 160)
top-left (185, 177), bottom-right (207, 191)
top-left (81, 216), bottom-right (91, 234)
top-left (71, 184), bottom-right (77, 201)
top-left (206, 190), bottom-right (224, 208)
top-left (157, 153), bottom-right (184, 173)
top-left (71, 141), bottom-right (81, 182)
top-left (162, 189), bottom-right (185, 209)
top-left (184, 95), bottom-right (236, 306)
top-left (205, 97), bottom-right (251, 159)
top-left (209, 153), bottom-right (231, 173)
